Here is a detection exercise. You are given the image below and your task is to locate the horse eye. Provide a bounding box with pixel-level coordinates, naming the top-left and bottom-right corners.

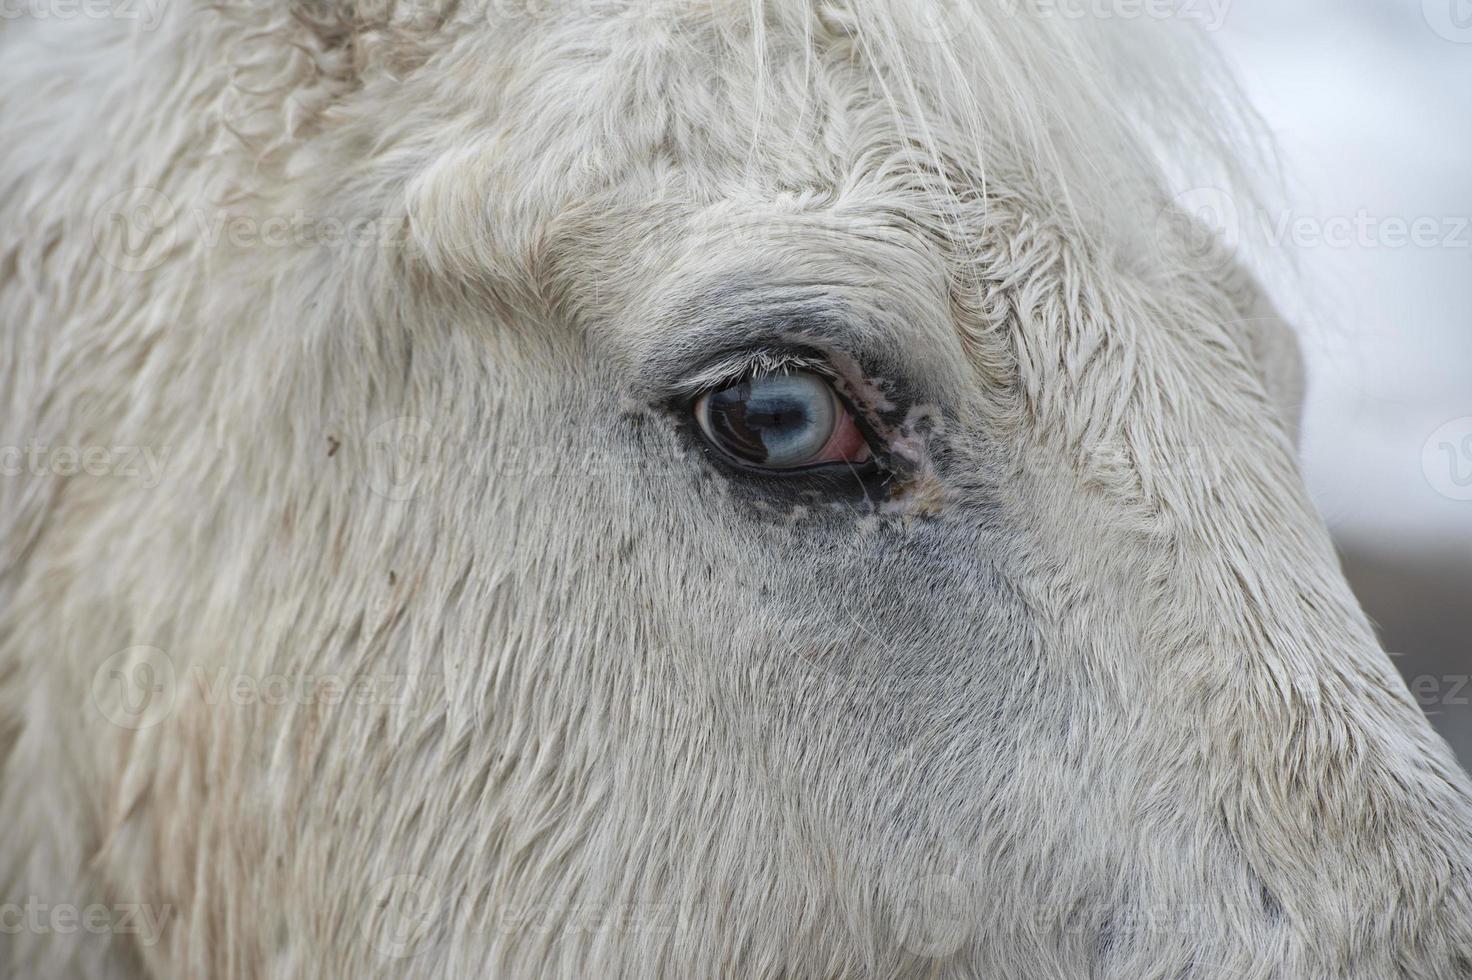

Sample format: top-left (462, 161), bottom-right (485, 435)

top-left (693, 371), bottom-right (873, 471)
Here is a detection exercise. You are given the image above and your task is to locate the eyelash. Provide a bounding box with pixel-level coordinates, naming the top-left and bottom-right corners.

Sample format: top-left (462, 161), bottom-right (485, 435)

top-left (674, 349), bottom-right (836, 401)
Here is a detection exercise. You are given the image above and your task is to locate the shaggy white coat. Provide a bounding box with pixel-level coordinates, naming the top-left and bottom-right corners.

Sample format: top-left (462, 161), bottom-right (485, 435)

top-left (2, 1), bottom-right (1470, 977)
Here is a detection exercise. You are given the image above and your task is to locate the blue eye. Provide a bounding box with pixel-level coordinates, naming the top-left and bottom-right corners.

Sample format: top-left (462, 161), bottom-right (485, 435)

top-left (694, 371), bottom-right (870, 471)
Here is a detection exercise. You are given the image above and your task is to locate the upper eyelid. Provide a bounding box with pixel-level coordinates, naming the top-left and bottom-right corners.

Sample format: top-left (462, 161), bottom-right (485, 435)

top-left (631, 290), bottom-right (873, 399)
top-left (629, 281), bottom-right (964, 415)
top-left (669, 348), bottom-right (836, 401)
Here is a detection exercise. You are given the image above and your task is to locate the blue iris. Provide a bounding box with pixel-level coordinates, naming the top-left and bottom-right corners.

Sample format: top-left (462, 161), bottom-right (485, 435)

top-left (698, 372), bottom-right (838, 468)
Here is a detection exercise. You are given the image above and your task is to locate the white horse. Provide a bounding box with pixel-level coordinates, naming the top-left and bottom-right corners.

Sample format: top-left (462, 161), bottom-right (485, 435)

top-left (2, 0), bottom-right (1469, 976)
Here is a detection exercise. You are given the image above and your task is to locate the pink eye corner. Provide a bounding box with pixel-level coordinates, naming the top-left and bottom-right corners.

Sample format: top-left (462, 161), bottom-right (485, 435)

top-left (816, 404), bottom-right (874, 466)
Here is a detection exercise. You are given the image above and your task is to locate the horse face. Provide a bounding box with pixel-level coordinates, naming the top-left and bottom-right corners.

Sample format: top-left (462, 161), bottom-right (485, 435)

top-left (2, 1), bottom-right (1470, 977)
top-left (347, 7), bottom-right (1472, 975)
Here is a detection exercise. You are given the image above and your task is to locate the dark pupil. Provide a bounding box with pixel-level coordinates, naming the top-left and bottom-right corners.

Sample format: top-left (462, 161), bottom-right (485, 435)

top-left (706, 383), bottom-right (815, 463)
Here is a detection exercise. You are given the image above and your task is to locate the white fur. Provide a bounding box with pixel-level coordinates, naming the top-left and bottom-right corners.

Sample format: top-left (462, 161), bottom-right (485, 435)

top-left (1, 1), bottom-right (1469, 977)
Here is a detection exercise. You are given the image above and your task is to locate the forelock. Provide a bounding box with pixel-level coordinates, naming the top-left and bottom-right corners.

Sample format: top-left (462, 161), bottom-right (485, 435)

top-left (475, 0), bottom-right (1268, 251)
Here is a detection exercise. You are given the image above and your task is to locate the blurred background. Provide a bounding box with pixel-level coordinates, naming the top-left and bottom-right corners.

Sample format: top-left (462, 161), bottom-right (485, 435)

top-left (1216, 0), bottom-right (1471, 767)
